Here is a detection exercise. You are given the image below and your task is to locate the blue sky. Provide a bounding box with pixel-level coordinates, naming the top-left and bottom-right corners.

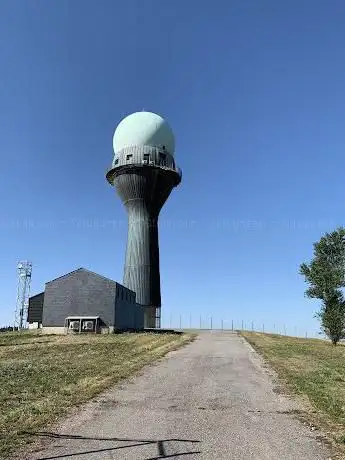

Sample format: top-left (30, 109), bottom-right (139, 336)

top-left (1, 0), bottom-right (345, 335)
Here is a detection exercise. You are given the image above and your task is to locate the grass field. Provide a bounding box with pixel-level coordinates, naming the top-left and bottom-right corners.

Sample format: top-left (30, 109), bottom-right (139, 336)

top-left (0, 331), bottom-right (194, 458)
top-left (241, 331), bottom-right (345, 455)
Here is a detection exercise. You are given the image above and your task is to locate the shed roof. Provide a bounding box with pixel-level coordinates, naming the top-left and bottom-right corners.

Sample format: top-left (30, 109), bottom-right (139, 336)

top-left (29, 291), bottom-right (44, 300)
top-left (46, 267), bottom-right (116, 285)
top-left (66, 316), bottom-right (100, 320)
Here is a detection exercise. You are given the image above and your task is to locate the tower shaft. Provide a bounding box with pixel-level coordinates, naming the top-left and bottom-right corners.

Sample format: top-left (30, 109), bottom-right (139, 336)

top-left (124, 206), bottom-right (160, 327)
top-left (110, 166), bottom-right (179, 328)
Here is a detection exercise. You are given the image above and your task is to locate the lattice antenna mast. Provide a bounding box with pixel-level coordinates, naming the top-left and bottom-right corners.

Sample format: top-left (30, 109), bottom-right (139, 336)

top-left (14, 261), bottom-right (32, 330)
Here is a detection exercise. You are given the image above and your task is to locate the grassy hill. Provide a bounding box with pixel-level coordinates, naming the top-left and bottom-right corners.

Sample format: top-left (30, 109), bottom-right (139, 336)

top-left (241, 331), bottom-right (345, 457)
top-left (0, 331), bottom-right (194, 458)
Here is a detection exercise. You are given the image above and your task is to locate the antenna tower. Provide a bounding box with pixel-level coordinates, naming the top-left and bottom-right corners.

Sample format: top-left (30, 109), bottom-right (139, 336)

top-left (14, 261), bottom-right (32, 330)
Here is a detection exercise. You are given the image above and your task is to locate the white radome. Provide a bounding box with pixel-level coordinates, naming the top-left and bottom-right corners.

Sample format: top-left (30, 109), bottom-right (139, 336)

top-left (113, 111), bottom-right (175, 156)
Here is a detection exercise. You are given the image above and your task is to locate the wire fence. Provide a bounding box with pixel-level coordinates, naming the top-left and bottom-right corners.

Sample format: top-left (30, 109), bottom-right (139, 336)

top-left (161, 314), bottom-right (321, 339)
top-left (0, 318), bottom-right (321, 339)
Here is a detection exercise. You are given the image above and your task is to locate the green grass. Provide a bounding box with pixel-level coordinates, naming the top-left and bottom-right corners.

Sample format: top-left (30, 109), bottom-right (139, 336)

top-left (241, 331), bottom-right (345, 453)
top-left (0, 331), bottom-right (195, 458)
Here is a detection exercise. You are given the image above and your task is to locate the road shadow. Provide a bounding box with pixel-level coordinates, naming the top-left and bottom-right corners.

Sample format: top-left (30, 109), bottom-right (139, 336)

top-left (22, 431), bottom-right (201, 459)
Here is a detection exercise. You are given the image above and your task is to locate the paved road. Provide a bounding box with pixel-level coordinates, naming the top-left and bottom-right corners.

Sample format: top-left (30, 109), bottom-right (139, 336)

top-left (24, 333), bottom-right (331, 460)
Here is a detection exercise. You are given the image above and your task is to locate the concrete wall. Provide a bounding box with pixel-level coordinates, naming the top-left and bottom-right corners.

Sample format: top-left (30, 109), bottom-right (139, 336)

top-left (42, 326), bottom-right (115, 335)
top-left (42, 269), bottom-right (117, 327)
top-left (42, 327), bottom-right (65, 335)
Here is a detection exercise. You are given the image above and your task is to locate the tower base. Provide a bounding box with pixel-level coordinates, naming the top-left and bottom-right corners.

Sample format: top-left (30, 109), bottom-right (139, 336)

top-left (144, 306), bottom-right (161, 329)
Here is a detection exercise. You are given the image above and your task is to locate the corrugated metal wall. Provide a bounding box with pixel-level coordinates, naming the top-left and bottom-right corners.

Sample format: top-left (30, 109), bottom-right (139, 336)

top-left (114, 283), bottom-right (144, 329)
top-left (112, 145), bottom-right (176, 169)
top-left (27, 292), bottom-right (44, 324)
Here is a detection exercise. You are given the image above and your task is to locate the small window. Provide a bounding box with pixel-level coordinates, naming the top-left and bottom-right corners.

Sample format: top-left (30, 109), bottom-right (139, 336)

top-left (126, 154), bottom-right (133, 162)
top-left (114, 158), bottom-right (119, 165)
top-left (143, 154), bottom-right (150, 162)
top-left (159, 153), bottom-right (166, 165)
top-left (162, 145), bottom-right (166, 150)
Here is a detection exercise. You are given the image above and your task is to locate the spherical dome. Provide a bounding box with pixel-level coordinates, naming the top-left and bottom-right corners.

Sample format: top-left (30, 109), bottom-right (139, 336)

top-left (113, 111), bottom-right (175, 156)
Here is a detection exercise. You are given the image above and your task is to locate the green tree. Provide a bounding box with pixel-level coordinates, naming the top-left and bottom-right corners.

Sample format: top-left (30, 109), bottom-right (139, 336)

top-left (300, 227), bottom-right (345, 345)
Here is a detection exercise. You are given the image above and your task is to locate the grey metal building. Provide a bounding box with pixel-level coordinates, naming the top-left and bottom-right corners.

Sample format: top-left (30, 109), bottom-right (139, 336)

top-left (106, 111), bottom-right (182, 329)
top-left (27, 268), bottom-right (144, 334)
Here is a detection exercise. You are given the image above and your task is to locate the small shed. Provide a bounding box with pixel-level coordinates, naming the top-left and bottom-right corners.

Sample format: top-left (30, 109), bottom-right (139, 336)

top-left (27, 268), bottom-right (144, 334)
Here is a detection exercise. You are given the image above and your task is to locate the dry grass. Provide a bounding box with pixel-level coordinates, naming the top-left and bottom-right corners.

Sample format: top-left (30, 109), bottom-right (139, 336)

top-left (0, 331), bottom-right (195, 458)
top-left (241, 331), bottom-right (345, 457)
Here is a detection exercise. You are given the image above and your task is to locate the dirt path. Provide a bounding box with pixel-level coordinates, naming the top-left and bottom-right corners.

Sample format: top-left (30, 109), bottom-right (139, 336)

top-left (22, 332), bottom-right (331, 459)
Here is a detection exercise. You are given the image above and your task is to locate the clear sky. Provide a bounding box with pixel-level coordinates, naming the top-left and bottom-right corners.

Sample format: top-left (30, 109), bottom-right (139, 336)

top-left (1, 0), bottom-right (345, 336)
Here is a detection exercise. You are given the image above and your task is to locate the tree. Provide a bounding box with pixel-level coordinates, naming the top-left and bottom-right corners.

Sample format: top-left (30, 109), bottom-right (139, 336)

top-left (300, 227), bottom-right (345, 345)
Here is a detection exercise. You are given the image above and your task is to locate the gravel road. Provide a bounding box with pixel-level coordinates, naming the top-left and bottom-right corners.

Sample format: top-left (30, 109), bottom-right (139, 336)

top-left (23, 332), bottom-right (331, 460)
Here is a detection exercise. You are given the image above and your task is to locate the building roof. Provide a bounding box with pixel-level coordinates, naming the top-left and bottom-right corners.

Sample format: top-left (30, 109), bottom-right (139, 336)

top-left (65, 316), bottom-right (100, 319)
top-left (29, 267), bottom-right (135, 301)
top-left (29, 291), bottom-right (44, 300)
top-left (46, 267), bottom-right (117, 285)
